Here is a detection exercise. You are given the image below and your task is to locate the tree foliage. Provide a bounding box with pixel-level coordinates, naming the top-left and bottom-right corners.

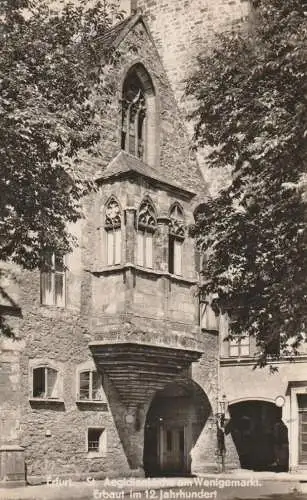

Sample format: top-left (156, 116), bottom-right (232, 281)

top-left (0, 0), bottom-right (121, 269)
top-left (186, 0), bottom-right (307, 363)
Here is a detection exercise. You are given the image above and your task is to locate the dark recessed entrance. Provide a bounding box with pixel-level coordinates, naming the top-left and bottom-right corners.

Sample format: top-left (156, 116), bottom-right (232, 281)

top-left (228, 400), bottom-right (289, 472)
top-left (144, 380), bottom-right (211, 477)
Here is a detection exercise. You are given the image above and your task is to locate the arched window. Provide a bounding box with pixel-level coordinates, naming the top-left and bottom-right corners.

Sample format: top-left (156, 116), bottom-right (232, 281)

top-left (136, 198), bottom-right (157, 268)
top-left (104, 197), bottom-right (121, 266)
top-left (121, 64), bottom-right (157, 165)
top-left (168, 204), bottom-right (185, 276)
top-left (121, 71), bottom-right (146, 159)
top-left (32, 365), bottom-right (59, 399)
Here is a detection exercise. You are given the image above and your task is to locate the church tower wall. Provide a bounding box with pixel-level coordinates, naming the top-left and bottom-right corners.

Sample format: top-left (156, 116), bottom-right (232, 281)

top-left (118, 0), bottom-right (250, 98)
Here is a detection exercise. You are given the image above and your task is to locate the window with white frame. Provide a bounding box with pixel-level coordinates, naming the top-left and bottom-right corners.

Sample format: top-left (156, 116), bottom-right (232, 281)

top-left (78, 370), bottom-right (104, 401)
top-left (105, 197), bottom-right (122, 266)
top-left (32, 366), bottom-right (59, 399)
top-left (40, 252), bottom-right (65, 307)
top-left (87, 428), bottom-right (106, 454)
top-left (168, 204), bottom-right (185, 276)
top-left (136, 198), bottom-right (156, 268)
top-left (229, 335), bottom-right (250, 357)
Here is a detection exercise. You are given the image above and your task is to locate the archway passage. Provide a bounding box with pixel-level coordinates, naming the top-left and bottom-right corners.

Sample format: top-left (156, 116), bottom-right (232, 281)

top-left (228, 400), bottom-right (289, 472)
top-left (143, 380), bottom-right (211, 477)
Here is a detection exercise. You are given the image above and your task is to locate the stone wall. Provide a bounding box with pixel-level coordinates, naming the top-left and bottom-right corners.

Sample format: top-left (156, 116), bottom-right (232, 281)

top-left (131, 0), bottom-right (250, 100)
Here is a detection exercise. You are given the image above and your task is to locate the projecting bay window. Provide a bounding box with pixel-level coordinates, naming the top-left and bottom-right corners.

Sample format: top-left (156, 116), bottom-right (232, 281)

top-left (104, 197), bottom-right (122, 266)
top-left (32, 366), bottom-right (59, 399)
top-left (136, 198), bottom-right (156, 269)
top-left (168, 204), bottom-right (185, 276)
top-left (40, 252), bottom-right (65, 307)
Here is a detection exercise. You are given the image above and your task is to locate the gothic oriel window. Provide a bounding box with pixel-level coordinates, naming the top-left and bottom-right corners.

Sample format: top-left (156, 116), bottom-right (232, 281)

top-left (104, 197), bottom-right (121, 266)
top-left (136, 198), bottom-right (157, 268)
top-left (121, 72), bottom-right (146, 160)
top-left (168, 204), bottom-right (185, 275)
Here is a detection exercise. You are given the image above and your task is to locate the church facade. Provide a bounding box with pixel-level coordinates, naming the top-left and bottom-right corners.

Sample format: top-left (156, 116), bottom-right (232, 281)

top-left (1, 0), bottom-right (306, 487)
top-left (0, 11), bottom-right (219, 485)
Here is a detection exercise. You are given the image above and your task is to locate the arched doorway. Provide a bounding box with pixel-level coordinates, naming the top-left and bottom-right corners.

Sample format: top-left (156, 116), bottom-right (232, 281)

top-left (143, 380), bottom-right (211, 476)
top-left (228, 400), bottom-right (289, 471)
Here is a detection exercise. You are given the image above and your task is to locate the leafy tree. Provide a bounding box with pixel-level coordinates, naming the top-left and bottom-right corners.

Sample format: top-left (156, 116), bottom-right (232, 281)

top-left (0, 0), bottom-right (121, 270)
top-left (186, 0), bottom-right (307, 364)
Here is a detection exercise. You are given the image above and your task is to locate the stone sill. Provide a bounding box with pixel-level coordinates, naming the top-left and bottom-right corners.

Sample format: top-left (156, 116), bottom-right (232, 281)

top-left (76, 400), bottom-right (108, 411)
top-left (0, 445), bottom-right (24, 451)
top-left (40, 304), bottom-right (66, 310)
top-left (85, 453), bottom-right (107, 459)
top-left (89, 263), bottom-right (198, 286)
top-left (29, 398), bottom-right (64, 405)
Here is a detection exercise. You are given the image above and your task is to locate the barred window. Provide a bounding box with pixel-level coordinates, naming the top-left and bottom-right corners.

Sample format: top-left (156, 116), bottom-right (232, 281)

top-left (87, 428), bottom-right (105, 453)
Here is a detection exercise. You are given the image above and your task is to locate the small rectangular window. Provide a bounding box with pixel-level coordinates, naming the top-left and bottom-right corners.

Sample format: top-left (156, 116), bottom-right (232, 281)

top-left (41, 252), bottom-right (65, 307)
top-left (87, 428), bottom-right (104, 453)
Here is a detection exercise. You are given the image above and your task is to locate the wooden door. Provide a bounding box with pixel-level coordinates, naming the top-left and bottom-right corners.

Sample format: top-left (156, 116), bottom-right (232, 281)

top-left (161, 426), bottom-right (185, 474)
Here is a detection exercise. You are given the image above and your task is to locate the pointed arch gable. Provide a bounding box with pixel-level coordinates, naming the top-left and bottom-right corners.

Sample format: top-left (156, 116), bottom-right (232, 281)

top-left (169, 201), bottom-right (185, 218)
top-left (122, 62), bottom-right (156, 97)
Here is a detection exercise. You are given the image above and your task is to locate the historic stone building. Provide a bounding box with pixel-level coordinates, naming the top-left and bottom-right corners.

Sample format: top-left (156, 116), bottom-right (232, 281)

top-left (0, 6), bottom-right (223, 486)
top-left (1, 0), bottom-right (306, 488)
